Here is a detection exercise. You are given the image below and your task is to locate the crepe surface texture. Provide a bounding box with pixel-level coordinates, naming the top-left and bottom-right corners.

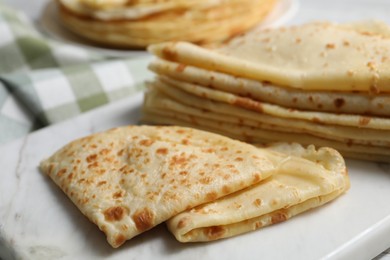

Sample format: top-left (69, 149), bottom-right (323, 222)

top-left (40, 125), bottom-right (280, 248)
top-left (57, 0), bottom-right (276, 48)
top-left (143, 20), bottom-right (390, 162)
top-left (167, 143), bottom-right (349, 242)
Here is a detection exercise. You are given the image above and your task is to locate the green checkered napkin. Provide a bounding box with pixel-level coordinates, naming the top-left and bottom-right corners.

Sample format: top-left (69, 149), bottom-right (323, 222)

top-left (0, 2), bottom-right (153, 145)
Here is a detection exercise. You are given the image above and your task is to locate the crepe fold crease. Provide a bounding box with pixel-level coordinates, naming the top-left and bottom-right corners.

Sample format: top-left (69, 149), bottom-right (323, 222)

top-left (143, 21), bottom-right (390, 162)
top-left (167, 144), bottom-right (349, 242)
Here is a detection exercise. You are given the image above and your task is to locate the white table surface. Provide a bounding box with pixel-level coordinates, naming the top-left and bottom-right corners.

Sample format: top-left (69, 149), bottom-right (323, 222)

top-left (1, 0), bottom-right (390, 259)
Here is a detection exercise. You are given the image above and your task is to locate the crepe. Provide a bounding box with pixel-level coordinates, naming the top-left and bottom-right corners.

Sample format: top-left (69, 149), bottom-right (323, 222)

top-left (40, 125), bottom-right (279, 247)
top-left (57, 0), bottom-right (276, 48)
top-left (148, 21), bottom-right (390, 92)
top-left (143, 21), bottom-right (390, 161)
top-left (143, 83), bottom-right (390, 147)
top-left (149, 58), bottom-right (390, 117)
top-left (167, 143), bottom-right (349, 242)
top-left (142, 86), bottom-right (390, 162)
top-left (59, 0), bottom-right (245, 20)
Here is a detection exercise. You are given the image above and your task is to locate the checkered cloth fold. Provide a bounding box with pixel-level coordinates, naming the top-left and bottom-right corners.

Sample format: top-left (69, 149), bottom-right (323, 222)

top-left (0, 2), bottom-right (152, 145)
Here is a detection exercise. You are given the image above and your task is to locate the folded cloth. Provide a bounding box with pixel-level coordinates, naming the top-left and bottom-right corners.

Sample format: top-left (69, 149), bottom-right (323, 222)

top-left (0, 2), bottom-right (152, 145)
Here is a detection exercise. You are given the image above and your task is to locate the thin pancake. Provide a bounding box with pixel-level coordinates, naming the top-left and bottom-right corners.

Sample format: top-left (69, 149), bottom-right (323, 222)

top-left (167, 144), bottom-right (349, 242)
top-left (149, 58), bottom-right (390, 117)
top-left (143, 83), bottom-right (390, 147)
top-left (40, 125), bottom-right (278, 247)
top-left (148, 21), bottom-right (390, 92)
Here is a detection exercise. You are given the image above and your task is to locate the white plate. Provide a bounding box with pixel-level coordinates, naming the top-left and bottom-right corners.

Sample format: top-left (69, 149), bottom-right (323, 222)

top-left (37, 0), bottom-right (298, 58)
top-left (1, 92), bottom-right (390, 260)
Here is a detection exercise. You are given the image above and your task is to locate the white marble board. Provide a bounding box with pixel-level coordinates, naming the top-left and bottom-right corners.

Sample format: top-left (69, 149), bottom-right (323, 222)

top-left (1, 93), bottom-right (390, 260)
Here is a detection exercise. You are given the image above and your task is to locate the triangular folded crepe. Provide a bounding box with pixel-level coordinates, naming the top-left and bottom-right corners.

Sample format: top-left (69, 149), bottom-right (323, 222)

top-left (148, 22), bottom-right (390, 92)
top-left (167, 144), bottom-right (349, 242)
top-left (40, 126), bottom-right (278, 248)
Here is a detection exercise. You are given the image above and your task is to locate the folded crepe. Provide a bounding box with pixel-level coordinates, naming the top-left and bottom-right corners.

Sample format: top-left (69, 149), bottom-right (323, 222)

top-left (40, 125), bottom-right (279, 248)
top-left (143, 21), bottom-right (390, 162)
top-left (167, 143), bottom-right (349, 242)
top-left (57, 0), bottom-right (276, 48)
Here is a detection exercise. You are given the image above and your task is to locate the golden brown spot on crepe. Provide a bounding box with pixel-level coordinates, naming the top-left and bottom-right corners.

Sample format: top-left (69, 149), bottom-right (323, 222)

top-left (175, 64), bottom-right (186, 73)
top-left (139, 139), bottom-right (154, 146)
top-left (343, 40), bottom-right (350, 46)
top-left (271, 210), bottom-right (288, 224)
top-left (171, 155), bottom-right (187, 165)
top-left (233, 97), bottom-right (263, 112)
top-left (117, 149), bottom-right (124, 156)
top-left (367, 61), bottom-right (376, 71)
top-left (67, 172), bottom-right (74, 181)
top-left (132, 208), bottom-right (155, 232)
top-left (235, 157), bottom-right (243, 162)
top-left (202, 148), bottom-right (215, 153)
top-left (177, 217), bottom-right (189, 229)
top-left (88, 161), bottom-right (99, 169)
top-left (56, 168), bottom-right (67, 177)
top-left (97, 181), bottom-right (107, 186)
top-left (86, 154), bottom-right (98, 163)
top-left (90, 144), bottom-right (97, 149)
top-left (222, 185), bottom-right (230, 194)
top-left (104, 206), bottom-right (128, 222)
top-left (156, 148), bottom-right (168, 155)
top-left (334, 98), bottom-right (345, 108)
top-left (312, 117), bottom-right (322, 124)
top-left (347, 70), bottom-right (355, 76)
top-left (255, 221), bottom-right (263, 229)
top-left (181, 139), bottom-right (189, 145)
top-left (204, 226), bottom-right (226, 240)
top-left (99, 148), bottom-right (110, 155)
top-left (295, 38), bottom-right (301, 44)
top-left (113, 191), bottom-right (123, 199)
top-left (206, 192), bottom-right (218, 201)
top-left (359, 116), bottom-right (371, 126)
top-left (253, 173), bottom-right (261, 182)
top-left (179, 171), bottom-right (188, 176)
top-left (114, 234), bottom-right (126, 247)
top-left (176, 129), bottom-right (186, 134)
top-left (326, 43), bottom-right (335, 49)
top-left (200, 177), bottom-right (212, 185)
top-left (253, 198), bottom-right (262, 207)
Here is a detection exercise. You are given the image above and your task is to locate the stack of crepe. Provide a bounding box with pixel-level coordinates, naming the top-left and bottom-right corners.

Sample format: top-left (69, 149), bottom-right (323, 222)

top-left (142, 21), bottom-right (390, 162)
top-left (40, 125), bottom-right (349, 247)
top-left (56, 0), bottom-right (276, 48)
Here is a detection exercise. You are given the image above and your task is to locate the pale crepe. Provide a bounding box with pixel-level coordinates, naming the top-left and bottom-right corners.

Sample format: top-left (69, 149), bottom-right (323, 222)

top-left (167, 143), bottom-right (349, 242)
top-left (154, 76), bottom-right (390, 130)
top-left (148, 21), bottom-right (390, 92)
top-left (40, 125), bottom-right (278, 247)
top-left (58, 0), bottom-right (275, 47)
top-left (142, 87), bottom-right (390, 162)
top-left (60, 0), bottom-right (244, 20)
top-left (143, 83), bottom-right (390, 147)
top-left (149, 58), bottom-right (390, 117)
